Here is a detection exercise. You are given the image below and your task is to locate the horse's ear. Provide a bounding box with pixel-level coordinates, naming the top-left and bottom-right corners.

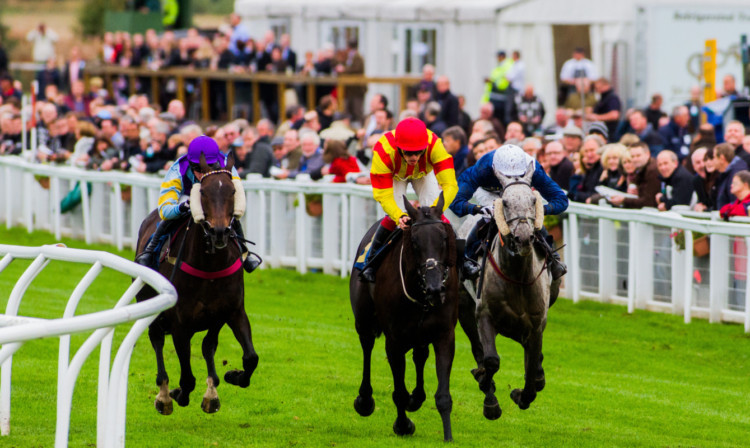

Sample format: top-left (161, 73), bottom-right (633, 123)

top-left (225, 150), bottom-right (235, 172)
top-left (523, 160), bottom-right (535, 184)
top-left (497, 172), bottom-right (510, 189)
top-left (403, 195), bottom-right (419, 220)
top-left (433, 191), bottom-right (445, 218)
top-left (199, 152), bottom-right (210, 173)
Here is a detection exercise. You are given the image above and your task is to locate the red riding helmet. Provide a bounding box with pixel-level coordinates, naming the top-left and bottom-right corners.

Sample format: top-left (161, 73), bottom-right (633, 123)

top-left (395, 117), bottom-right (429, 152)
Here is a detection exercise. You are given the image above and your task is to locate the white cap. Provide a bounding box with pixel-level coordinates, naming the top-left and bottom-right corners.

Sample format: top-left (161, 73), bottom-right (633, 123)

top-left (491, 144), bottom-right (534, 178)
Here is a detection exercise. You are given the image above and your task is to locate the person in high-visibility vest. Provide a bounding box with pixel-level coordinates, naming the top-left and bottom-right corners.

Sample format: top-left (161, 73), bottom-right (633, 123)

top-left (482, 50), bottom-right (514, 125)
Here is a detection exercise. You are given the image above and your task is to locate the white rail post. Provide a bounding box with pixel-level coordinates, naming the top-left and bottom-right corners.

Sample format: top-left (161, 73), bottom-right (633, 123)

top-left (295, 191), bottom-right (307, 274)
top-left (745, 237), bottom-right (750, 333)
top-left (683, 231), bottom-right (695, 324)
top-left (340, 193), bottom-right (349, 278)
top-left (709, 234), bottom-right (729, 324)
top-left (635, 222), bottom-right (654, 309)
top-left (627, 221), bottom-right (638, 313)
top-left (598, 216), bottom-right (616, 301)
top-left (671, 228), bottom-right (687, 315)
top-left (322, 193), bottom-right (338, 275)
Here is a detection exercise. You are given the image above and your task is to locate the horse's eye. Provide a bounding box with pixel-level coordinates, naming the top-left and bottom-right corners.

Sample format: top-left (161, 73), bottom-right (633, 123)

top-left (200, 190), bottom-right (206, 196)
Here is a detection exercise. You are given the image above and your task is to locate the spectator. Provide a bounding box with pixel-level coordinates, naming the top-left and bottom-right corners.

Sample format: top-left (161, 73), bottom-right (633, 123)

top-left (474, 102), bottom-right (505, 139)
top-left (685, 85), bottom-right (702, 134)
top-left (457, 95), bottom-right (472, 137)
top-left (27, 23), bottom-right (58, 64)
top-left (569, 135), bottom-right (604, 203)
top-left (563, 78), bottom-right (596, 111)
top-left (62, 46), bottom-right (86, 93)
top-left (655, 150), bottom-right (694, 211)
top-left (587, 77), bottom-right (621, 142)
top-left (359, 93), bottom-right (388, 141)
top-left (587, 121), bottom-right (609, 142)
top-left (610, 142), bottom-right (660, 209)
top-left (644, 93), bottom-right (667, 131)
top-left (512, 85), bottom-right (545, 137)
top-left (521, 137), bottom-right (542, 159)
top-left (336, 39), bottom-right (366, 124)
top-left (720, 170), bottom-right (750, 218)
top-left (690, 147), bottom-right (716, 212)
top-left (320, 116), bottom-right (357, 148)
top-left (658, 105), bottom-right (692, 161)
top-left (282, 129), bottom-right (302, 170)
top-left (0, 36), bottom-right (7, 75)
top-left (504, 121), bottom-right (524, 143)
top-left (287, 130), bottom-right (324, 179)
top-left (559, 47), bottom-right (598, 102)
top-left (0, 113), bottom-right (23, 155)
top-left (424, 101), bottom-right (447, 136)
top-left (715, 142), bottom-right (749, 209)
top-left (724, 120), bottom-right (748, 165)
top-left (300, 110), bottom-right (321, 134)
top-left (36, 58), bottom-right (61, 101)
top-left (561, 124), bottom-right (583, 157)
top-left (598, 143), bottom-right (627, 190)
top-left (417, 64), bottom-right (436, 97)
top-left (721, 74), bottom-right (738, 98)
top-left (434, 75), bottom-right (459, 128)
top-left (86, 135), bottom-right (118, 171)
top-left (543, 108), bottom-right (570, 137)
top-left (237, 126), bottom-right (274, 178)
top-left (690, 123), bottom-right (717, 154)
top-left (63, 80), bottom-right (92, 117)
top-left (546, 141), bottom-right (574, 190)
top-left (507, 50), bottom-right (525, 93)
top-left (441, 126), bottom-right (469, 176)
top-left (316, 95), bottom-right (337, 132)
top-left (628, 109), bottom-right (665, 156)
top-left (278, 105), bottom-right (305, 136)
top-left (137, 122), bottom-right (173, 173)
top-left (321, 139), bottom-right (360, 182)
top-left (279, 34), bottom-right (296, 72)
top-left (482, 50), bottom-right (513, 124)
top-left (1, 74), bottom-right (21, 102)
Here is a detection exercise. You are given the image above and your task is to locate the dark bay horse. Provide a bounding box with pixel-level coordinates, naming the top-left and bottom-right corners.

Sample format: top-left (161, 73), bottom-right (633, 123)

top-left (350, 193), bottom-right (459, 441)
top-left (469, 162), bottom-right (551, 420)
top-left (135, 153), bottom-right (258, 415)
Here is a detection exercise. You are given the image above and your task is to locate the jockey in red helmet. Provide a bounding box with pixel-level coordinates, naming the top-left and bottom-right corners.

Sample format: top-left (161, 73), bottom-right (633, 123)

top-left (135, 136), bottom-right (261, 272)
top-left (360, 117), bottom-right (458, 282)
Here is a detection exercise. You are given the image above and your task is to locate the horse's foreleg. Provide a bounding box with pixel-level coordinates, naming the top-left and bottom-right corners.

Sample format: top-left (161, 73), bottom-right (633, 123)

top-left (511, 331), bottom-right (543, 410)
top-left (477, 310), bottom-right (501, 420)
top-left (170, 330), bottom-right (196, 407)
top-left (407, 345), bottom-right (428, 412)
top-left (433, 329), bottom-right (455, 442)
top-left (458, 291), bottom-right (484, 380)
top-left (224, 309), bottom-right (258, 388)
top-left (353, 330), bottom-right (376, 417)
top-left (149, 324), bottom-right (172, 415)
top-left (201, 325), bottom-right (222, 413)
top-left (386, 339), bottom-right (415, 437)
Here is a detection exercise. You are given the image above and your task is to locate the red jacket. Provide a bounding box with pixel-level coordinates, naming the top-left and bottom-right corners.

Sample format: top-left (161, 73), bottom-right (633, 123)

top-left (719, 193), bottom-right (750, 219)
top-left (330, 156), bottom-right (360, 183)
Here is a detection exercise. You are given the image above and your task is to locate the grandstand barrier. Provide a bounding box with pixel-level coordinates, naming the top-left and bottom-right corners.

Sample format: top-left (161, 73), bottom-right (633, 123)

top-left (0, 243), bottom-right (177, 447)
top-left (0, 155), bottom-right (748, 332)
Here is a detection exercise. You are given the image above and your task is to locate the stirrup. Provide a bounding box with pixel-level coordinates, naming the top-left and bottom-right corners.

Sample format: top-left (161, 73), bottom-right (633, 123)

top-left (135, 251), bottom-right (156, 269)
top-left (242, 252), bottom-right (262, 273)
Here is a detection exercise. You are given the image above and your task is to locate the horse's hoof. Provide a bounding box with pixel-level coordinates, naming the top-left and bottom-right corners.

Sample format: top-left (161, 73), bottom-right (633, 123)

top-left (224, 369), bottom-right (250, 388)
top-left (354, 395), bottom-right (375, 417)
top-left (393, 417), bottom-right (415, 436)
top-left (169, 388), bottom-right (190, 407)
top-left (407, 391), bottom-right (426, 412)
top-left (510, 389), bottom-right (530, 410)
top-left (201, 397), bottom-right (221, 414)
top-left (483, 396), bottom-right (502, 420)
top-left (154, 399), bottom-right (173, 415)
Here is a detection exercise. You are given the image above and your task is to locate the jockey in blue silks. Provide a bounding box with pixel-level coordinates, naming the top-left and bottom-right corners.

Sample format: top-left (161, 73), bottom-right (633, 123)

top-left (135, 135), bottom-right (261, 273)
top-left (449, 143), bottom-right (569, 280)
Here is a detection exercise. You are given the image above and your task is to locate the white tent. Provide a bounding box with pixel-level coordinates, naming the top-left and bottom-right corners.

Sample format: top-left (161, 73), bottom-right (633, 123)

top-left (235, 0), bottom-right (750, 125)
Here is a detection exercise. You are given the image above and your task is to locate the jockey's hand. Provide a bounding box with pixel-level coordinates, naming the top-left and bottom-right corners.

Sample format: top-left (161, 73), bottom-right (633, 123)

top-left (179, 201), bottom-right (190, 214)
top-left (398, 215), bottom-right (411, 230)
top-left (475, 205), bottom-right (493, 220)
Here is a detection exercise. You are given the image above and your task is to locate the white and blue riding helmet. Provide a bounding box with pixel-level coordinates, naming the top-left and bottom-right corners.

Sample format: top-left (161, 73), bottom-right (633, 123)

top-left (491, 144), bottom-right (535, 179)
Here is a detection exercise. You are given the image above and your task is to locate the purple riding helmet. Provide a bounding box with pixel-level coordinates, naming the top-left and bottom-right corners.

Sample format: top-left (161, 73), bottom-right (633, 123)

top-left (180, 135), bottom-right (225, 176)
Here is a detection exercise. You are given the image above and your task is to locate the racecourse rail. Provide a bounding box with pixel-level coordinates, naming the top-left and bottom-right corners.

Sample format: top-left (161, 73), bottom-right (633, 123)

top-left (0, 243), bottom-right (177, 447)
top-left (1, 155), bottom-right (749, 333)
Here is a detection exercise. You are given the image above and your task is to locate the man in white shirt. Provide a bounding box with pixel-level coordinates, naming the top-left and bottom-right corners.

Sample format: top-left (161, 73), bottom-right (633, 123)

top-left (507, 50), bottom-right (525, 93)
top-left (559, 47), bottom-right (597, 93)
top-left (26, 23), bottom-right (58, 64)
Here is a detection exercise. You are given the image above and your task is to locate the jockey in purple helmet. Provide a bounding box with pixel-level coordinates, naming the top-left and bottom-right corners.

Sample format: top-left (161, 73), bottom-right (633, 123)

top-left (135, 136), bottom-right (261, 272)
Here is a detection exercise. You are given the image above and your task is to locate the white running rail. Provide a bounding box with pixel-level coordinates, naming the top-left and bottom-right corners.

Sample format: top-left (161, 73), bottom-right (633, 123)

top-left (0, 243), bottom-right (177, 447)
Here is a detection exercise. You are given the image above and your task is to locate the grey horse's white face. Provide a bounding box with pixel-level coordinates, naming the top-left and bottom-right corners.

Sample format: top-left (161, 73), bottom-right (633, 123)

top-left (496, 163), bottom-right (536, 256)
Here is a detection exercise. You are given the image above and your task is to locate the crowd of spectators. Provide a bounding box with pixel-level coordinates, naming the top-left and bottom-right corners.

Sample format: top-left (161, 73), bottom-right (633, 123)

top-left (2, 17), bottom-right (750, 218)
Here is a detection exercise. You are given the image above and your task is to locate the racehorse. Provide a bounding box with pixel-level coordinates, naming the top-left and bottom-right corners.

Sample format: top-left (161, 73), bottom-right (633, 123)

top-left (135, 153), bottom-right (258, 415)
top-left (469, 162), bottom-right (551, 420)
top-left (349, 193), bottom-right (459, 441)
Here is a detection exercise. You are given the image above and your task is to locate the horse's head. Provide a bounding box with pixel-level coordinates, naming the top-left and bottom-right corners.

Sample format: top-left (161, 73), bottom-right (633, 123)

top-left (403, 192), bottom-right (456, 307)
top-left (494, 160), bottom-right (544, 256)
top-left (189, 152), bottom-right (246, 252)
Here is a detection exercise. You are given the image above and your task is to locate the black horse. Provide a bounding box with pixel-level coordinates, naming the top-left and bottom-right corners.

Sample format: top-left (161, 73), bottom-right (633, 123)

top-left (349, 193), bottom-right (459, 441)
top-left (135, 153), bottom-right (258, 415)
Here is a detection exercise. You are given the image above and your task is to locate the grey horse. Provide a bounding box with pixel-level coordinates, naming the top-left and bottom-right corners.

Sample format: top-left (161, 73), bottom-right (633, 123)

top-left (469, 160), bottom-right (551, 420)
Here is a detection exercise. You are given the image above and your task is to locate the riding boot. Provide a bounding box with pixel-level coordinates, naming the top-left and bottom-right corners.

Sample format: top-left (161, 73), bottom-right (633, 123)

top-left (461, 222), bottom-right (482, 280)
top-left (535, 229), bottom-right (567, 281)
top-left (232, 219), bottom-right (261, 273)
top-left (136, 219), bottom-right (171, 268)
top-left (359, 223), bottom-right (392, 283)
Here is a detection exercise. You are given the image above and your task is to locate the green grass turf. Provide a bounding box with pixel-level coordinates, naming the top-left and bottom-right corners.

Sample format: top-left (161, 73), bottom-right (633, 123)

top-left (0, 227), bottom-right (749, 447)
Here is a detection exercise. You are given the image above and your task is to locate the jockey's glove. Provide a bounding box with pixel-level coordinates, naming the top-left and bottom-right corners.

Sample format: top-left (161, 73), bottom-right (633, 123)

top-left (179, 201), bottom-right (190, 214)
top-left (474, 205), bottom-right (493, 220)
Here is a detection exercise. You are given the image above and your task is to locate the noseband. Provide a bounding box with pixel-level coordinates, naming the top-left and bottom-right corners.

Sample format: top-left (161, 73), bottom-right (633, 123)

top-left (501, 181), bottom-right (538, 233)
top-left (194, 169), bottom-right (235, 253)
top-left (400, 219), bottom-right (451, 306)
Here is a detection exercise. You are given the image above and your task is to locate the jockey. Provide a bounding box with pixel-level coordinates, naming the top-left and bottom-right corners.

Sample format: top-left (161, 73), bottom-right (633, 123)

top-left (135, 136), bottom-right (261, 273)
top-left (360, 117), bottom-right (458, 282)
top-left (449, 144), bottom-right (568, 280)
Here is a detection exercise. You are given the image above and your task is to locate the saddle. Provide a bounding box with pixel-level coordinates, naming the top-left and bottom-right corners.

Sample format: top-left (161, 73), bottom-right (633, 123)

top-left (353, 228), bottom-right (403, 272)
top-left (152, 217), bottom-right (191, 269)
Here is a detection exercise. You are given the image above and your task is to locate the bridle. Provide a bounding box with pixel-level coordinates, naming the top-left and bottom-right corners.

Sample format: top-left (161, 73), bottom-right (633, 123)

top-left (501, 180), bottom-right (538, 235)
top-left (195, 169), bottom-right (235, 253)
top-left (399, 219), bottom-right (450, 306)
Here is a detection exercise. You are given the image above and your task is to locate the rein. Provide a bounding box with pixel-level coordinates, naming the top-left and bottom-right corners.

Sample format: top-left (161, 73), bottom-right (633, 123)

top-left (398, 219), bottom-right (450, 306)
top-left (482, 237), bottom-right (547, 287)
